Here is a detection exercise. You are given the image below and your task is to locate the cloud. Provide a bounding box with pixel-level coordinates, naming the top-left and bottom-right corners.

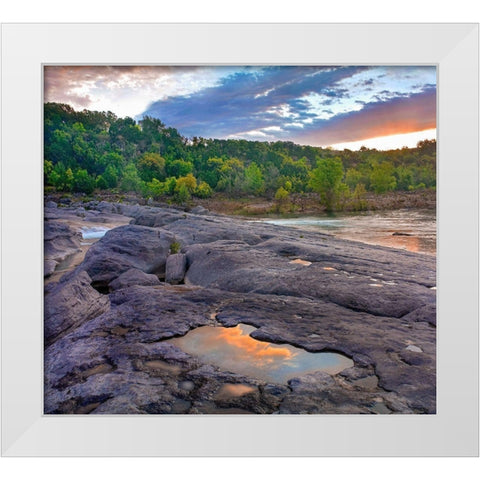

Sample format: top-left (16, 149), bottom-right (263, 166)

top-left (44, 66), bottom-right (236, 117)
top-left (141, 66), bottom-right (366, 137)
top-left (44, 65), bottom-right (437, 148)
top-left (293, 87), bottom-right (436, 147)
top-left (141, 66), bottom-right (436, 145)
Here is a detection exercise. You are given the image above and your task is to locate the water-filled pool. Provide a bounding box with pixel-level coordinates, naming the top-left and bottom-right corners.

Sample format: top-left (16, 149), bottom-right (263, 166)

top-left (170, 323), bottom-right (353, 384)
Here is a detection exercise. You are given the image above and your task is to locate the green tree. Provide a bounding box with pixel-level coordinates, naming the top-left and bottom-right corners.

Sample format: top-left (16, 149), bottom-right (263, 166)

top-left (243, 162), bottom-right (265, 195)
top-left (174, 183), bottom-right (191, 203)
top-left (103, 165), bottom-right (119, 189)
top-left (335, 183), bottom-right (351, 210)
top-left (395, 165), bottom-right (413, 191)
top-left (350, 183), bottom-right (368, 211)
top-left (216, 158), bottom-right (245, 194)
top-left (345, 167), bottom-right (363, 189)
top-left (44, 160), bottom-right (53, 184)
top-left (120, 163), bottom-right (143, 192)
top-left (136, 152), bottom-right (166, 182)
top-left (274, 186), bottom-right (290, 213)
top-left (47, 129), bottom-right (73, 166)
top-left (370, 162), bottom-right (397, 193)
top-left (48, 162), bottom-right (74, 191)
top-left (279, 157), bottom-right (309, 192)
top-left (308, 157), bottom-right (344, 211)
top-left (145, 178), bottom-right (167, 199)
top-left (95, 175), bottom-right (109, 190)
top-left (163, 177), bottom-right (178, 196)
top-left (97, 152), bottom-right (124, 174)
top-left (166, 158), bottom-right (193, 178)
top-left (73, 169), bottom-right (95, 194)
top-left (201, 157), bottom-right (224, 188)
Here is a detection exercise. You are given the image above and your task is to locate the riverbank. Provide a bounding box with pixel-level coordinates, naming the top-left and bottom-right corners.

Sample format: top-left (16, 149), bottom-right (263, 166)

top-left (196, 189), bottom-right (436, 216)
top-left (44, 188), bottom-right (436, 217)
top-left (44, 201), bottom-right (436, 415)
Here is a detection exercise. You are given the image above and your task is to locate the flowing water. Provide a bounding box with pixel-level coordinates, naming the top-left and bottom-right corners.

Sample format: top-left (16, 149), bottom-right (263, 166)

top-left (258, 208), bottom-right (436, 255)
top-left (80, 226), bottom-right (111, 241)
top-left (170, 323), bottom-right (353, 384)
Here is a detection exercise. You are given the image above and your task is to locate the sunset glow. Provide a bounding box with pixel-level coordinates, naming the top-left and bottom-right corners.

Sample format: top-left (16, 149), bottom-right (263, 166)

top-left (331, 128), bottom-right (437, 151)
top-left (44, 65), bottom-right (436, 150)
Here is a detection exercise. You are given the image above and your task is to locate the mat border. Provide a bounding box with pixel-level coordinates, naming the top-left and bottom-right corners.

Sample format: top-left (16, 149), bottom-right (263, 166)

top-left (1, 23), bottom-right (478, 456)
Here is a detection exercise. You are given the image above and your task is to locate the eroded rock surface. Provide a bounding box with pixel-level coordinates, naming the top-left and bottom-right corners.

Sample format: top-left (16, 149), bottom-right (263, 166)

top-left (44, 221), bottom-right (82, 276)
top-left (44, 201), bottom-right (436, 414)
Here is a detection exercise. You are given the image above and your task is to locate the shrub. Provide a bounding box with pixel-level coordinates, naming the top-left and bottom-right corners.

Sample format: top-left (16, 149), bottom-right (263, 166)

top-left (170, 241), bottom-right (181, 254)
top-left (194, 181), bottom-right (213, 198)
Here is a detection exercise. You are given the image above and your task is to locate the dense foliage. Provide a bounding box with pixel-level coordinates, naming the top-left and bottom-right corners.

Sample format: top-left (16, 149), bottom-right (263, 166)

top-left (44, 102), bottom-right (436, 210)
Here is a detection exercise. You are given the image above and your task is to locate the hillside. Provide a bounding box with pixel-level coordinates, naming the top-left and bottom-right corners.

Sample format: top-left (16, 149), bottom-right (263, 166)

top-left (44, 102), bottom-right (436, 211)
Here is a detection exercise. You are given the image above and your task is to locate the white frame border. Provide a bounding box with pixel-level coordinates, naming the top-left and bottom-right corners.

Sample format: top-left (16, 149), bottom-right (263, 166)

top-left (1, 23), bottom-right (478, 457)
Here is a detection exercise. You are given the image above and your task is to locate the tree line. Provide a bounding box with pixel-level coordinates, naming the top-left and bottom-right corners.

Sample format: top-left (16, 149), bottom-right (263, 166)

top-left (44, 102), bottom-right (436, 211)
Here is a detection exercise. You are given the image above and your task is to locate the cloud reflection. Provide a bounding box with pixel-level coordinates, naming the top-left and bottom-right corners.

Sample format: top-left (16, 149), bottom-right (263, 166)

top-left (170, 323), bottom-right (353, 383)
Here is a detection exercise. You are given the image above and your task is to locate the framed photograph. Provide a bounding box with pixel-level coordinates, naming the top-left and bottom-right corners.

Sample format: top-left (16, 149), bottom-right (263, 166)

top-left (1, 23), bottom-right (478, 456)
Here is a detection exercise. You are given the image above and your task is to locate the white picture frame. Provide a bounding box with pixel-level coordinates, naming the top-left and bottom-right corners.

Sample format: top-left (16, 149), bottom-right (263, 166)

top-left (1, 23), bottom-right (478, 457)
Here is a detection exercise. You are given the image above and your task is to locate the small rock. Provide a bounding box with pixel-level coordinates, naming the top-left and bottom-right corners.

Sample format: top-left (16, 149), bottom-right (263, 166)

top-left (405, 345), bottom-right (423, 353)
top-left (179, 380), bottom-right (195, 391)
top-left (191, 206), bottom-right (209, 215)
top-left (289, 259), bottom-right (312, 266)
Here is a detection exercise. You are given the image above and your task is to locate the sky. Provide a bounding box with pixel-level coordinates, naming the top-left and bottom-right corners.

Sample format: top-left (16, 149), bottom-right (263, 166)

top-left (44, 65), bottom-right (436, 150)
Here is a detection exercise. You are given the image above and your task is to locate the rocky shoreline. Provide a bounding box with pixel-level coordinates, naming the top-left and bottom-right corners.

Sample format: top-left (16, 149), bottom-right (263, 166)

top-left (44, 200), bottom-right (436, 414)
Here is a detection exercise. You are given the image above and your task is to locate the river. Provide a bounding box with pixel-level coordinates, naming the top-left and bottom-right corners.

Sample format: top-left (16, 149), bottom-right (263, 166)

top-left (256, 208), bottom-right (436, 256)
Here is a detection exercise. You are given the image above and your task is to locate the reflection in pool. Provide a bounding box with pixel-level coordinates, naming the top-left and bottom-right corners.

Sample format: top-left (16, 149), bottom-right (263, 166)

top-left (170, 323), bottom-right (353, 384)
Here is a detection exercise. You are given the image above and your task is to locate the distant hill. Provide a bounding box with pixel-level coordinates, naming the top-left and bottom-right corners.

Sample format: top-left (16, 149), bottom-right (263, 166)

top-left (44, 102), bottom-right (436, 210)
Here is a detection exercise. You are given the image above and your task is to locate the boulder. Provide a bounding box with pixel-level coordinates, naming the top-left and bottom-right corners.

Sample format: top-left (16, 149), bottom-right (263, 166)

top-left (165, 254), bottom-right (187, 284)
top-left (79, 224), bottom-right (175, 286)
top-left (109, 268), bottom-right (161, 291)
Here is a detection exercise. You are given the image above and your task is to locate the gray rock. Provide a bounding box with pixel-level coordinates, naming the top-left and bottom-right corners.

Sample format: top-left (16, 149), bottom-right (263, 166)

top-left (96, 201), bottom-right (116, 213)
top-left (44, 259), bottom-right (57, 277)
top-left (43, 202), bottom-right (436, 415)
top-left (402, 303), bottom-right (436, 326)
top-left (109, 268), bottom-right (161, 291)
top-left (44, 221), bottom-right (81, 269)
top-left (77, 224), bottom-right (175, 286)
top-left (165, 254), bottom-right (187, 284)
top-left (190, 206), bottom-right (209, 215)
top-left (44, 270), bottom-right (110, 343)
